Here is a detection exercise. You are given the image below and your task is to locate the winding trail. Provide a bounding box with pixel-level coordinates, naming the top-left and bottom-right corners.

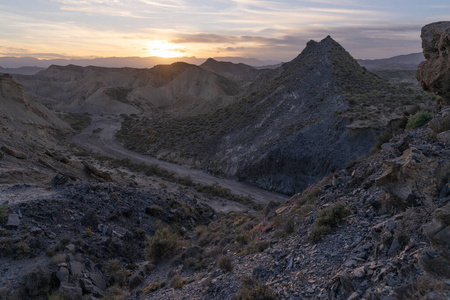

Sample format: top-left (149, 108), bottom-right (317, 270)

top-left (72, 115), bottom-right (288, 204)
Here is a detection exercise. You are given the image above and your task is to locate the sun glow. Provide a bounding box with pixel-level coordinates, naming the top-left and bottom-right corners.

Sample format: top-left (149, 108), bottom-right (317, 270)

top-left (147, 40), bottom-right (186, 58)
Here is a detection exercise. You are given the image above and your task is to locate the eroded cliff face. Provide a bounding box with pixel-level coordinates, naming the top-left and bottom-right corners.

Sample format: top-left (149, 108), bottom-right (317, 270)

top-left (416, 21), bottom-right (450, 100)
top-left (0, 74), bottom-right (70, 144)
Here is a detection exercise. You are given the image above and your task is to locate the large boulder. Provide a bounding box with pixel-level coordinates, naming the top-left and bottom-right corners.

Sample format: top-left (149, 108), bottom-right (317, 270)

top-left (416, 21), bottom-right (450, 100)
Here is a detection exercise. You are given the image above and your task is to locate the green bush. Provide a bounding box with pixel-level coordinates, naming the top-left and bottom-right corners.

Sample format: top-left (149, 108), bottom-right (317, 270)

top-left (307, 202), bottom-right (351, 244)
top-left (316, 202), bottom-right (351, 227)
top-left (406, 110), bottom-right (432, 130)
top-left (145, 227), bottom-right (179, 263)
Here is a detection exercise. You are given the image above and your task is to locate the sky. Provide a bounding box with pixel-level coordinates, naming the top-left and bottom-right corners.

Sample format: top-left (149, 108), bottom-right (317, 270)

top-left (0, 0), bottom-right (449, 64)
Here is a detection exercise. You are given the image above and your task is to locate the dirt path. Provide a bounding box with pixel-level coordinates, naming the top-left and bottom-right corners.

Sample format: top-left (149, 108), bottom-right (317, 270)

top-left (72, 115), bottom-right (288, 205)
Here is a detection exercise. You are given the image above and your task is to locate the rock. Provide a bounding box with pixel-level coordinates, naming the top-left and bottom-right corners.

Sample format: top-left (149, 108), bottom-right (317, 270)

top-left (416, 21), bottom-right (450, 100)
top-left (56, 267), bottom-right (70, 283)
top-left (388, 237), bottom-right (401, 256)
top-left (5, 213), bottom-right (20, 228)
top-left (129, 272), bottom-right (144, 290)
top-left (66, 244), bottom-right (75, 251)
top-left (59, 282), bottom-right (83, 300)
top-left (89, 273), bottom-right (106, 292)
top-left (419, 250), bottom-right (450, 278)
top-left (22, 266), bottom-right (52, 297)
top-left (82, 161), bottom-right (113, 182)
top-left (263, 201), bottom-right (280, 216)
top-left (437, 130), bottom-right (450, 144)
top-left (52, 173), bottom-right (69, 186)
top-left (381, 143), bottom-right (392, 153)
top-left (386, 220), bottom-right (396, 232)
top-left (69, 261), bottom-right (85, 277)
top-left (343, 260), bottom-right (357, 268)
top-left (347, 292), bottom-right (360, 300)
top-left (353, 266), bottom-right (365, 278)
top-left (1, 145), bottom-right (27, 159)
top-left (81, 278), bottom-right (94, 294)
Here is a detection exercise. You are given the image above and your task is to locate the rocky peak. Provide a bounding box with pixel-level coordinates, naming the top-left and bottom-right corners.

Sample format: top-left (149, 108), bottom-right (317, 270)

top-left (283, 35), bottom-right (364, 85)
top-left (416, 21), bottom-right (450, 100)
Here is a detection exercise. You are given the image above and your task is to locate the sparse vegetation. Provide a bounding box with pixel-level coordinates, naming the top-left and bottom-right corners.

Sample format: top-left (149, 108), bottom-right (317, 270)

top-left (406, 110), bottom-right (432, 130)
top-left (217, 256), bottom-right (233, 272)
top-left (59, 112), bottom-right (91, 132)
top-left (307, 202), bottom-right (351, 244)
top-left (145, 227), bottom-right (180, 263)
top-left (237, 276), bottom-right (276, 300)
top-left (143, 280), bottom-right (165, 294)
top-left (0, 204), bottom-right (11, 226)
top-left (106, 87), bottom-right (132, 104)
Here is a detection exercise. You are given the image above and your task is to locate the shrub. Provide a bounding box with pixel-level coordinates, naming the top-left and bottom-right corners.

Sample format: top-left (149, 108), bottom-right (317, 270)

top-left (111, 269), bottom-right (129, 287)
top-left (145, 205), bottom-right (163, 217)
top-left (145, 227), bottom-right (179, 263)
top-left (0, 205), bottom-right (11, 226)
top-left (376, 130), bottom-right (393, 149)
top-left (316, 202), bottom-right (351, 227)
top-left (307, 225), bottom-right (331, 244)
top-left (60, 237), bottom-right (71, 246)
top-left (283, 219), bottom-right (295, 234)
top-left (237, 276), bottom-right (276, 300)
top-left (143, 280), bottom-right (165, 294)
top-left (217, 256), bottom-right (233, 272)
top-left (406, 110), bottom-right (432, 130)
top-left (170, 275), bottom-right (187, 289)
top-left (307, 202), bottom-right (351, 244)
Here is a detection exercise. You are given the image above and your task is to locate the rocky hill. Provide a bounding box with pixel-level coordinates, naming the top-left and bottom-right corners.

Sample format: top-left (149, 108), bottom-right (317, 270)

top-left (117, 36), bottom-right (434, 195)
top-left (15, 62), bottom-right (242, 116)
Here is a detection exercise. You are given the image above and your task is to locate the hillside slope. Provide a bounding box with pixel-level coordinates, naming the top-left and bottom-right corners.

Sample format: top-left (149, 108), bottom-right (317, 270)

top-left (118, 36), bottom-right (433, 194)
top-left (0, 74), bottom-right (71, 145)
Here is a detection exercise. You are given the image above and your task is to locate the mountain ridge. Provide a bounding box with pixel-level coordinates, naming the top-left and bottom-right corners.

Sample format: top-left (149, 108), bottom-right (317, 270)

top-left (15, 61), bottom-right (243, 116)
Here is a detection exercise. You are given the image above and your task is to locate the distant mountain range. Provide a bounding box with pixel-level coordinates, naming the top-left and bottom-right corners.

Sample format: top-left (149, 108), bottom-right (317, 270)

top-left (0, 52), bottom-right (425, 75)
top-left (357, 52), bottom-right (424, 70)
top-left (0, 56), bottom-right (280, 71)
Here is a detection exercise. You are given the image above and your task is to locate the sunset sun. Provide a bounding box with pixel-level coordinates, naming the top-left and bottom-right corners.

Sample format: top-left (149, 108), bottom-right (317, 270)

top-left (147, 40), bottom-right (185, 58)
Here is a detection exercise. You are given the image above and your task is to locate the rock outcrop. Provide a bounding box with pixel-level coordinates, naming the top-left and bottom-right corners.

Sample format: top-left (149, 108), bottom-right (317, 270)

top-left (416, 21), bottom-right (450, 100)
